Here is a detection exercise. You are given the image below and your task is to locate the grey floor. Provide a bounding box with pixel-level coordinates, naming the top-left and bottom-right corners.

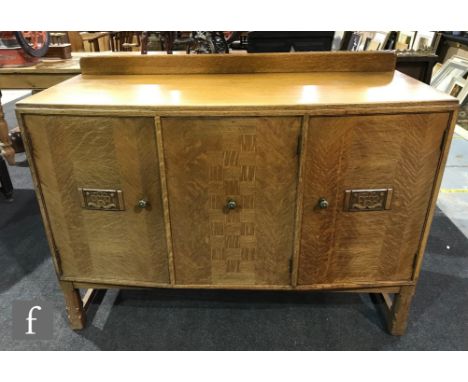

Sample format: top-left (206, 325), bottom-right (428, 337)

top-left (437, 129), bottom-right (468, 237)
top-left (1, 93), bottom-right (467, 350)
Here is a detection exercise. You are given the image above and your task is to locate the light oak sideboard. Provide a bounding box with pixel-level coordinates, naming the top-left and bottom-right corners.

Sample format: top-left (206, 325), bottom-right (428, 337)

top-left (16, 52), bottom-right (458, 335)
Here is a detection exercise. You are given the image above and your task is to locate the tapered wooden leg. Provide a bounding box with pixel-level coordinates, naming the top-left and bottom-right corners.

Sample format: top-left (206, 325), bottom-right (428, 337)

top-left (59, 281), bottom-right (86, 330)
top-left (372, 285), bottom-right (416, 336)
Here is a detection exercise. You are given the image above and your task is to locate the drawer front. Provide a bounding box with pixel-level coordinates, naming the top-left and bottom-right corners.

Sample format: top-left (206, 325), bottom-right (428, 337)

top-left (162, 117), bottom-right (301, 286)
top-left (24, 115), bottom-right (170, 284)
top-left (298, 113), bottom-right (449, 285)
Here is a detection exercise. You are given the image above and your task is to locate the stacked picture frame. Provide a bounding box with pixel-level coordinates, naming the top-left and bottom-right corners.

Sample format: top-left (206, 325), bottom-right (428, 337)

top-left (431, 55), bottom-right (468, 105)
top-left (342, 31), bottom-right (441, 54)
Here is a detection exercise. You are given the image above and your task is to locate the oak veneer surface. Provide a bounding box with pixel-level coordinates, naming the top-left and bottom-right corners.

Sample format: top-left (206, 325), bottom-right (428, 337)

top-left (23, 115), bottom-right (170, 284)
top-left (78, 52), bottom-right (396, 75)
top-left (162, 117), bottom-right (300, 286)
top-left (298, 113), bottom-right (450, 285)
top-left (17, 71), bottom-right (454, 111)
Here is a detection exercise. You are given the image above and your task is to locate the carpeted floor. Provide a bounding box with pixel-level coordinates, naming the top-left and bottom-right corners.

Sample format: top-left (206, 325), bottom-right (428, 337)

top-left (1, 97), bottom-right (467, 350)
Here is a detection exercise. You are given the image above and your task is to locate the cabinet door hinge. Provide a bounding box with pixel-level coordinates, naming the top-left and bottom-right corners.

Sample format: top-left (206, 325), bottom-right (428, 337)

top-left (410, 252), bottom-right (419, 279)
top-left (440, 128), bottom-right (450, 152)
top-left (52, 244), bottom-right (63, 275)
top-left (296, 134), bottom-right (302, 156)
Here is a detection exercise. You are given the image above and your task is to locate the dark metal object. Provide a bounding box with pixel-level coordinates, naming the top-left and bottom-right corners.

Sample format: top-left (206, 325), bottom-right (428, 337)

top-left (14, 31), bottom-right (50, 57)
top-left (185, 32), bottom-right (228, 54)
top-left (318, 197), bottom-right (329, 209)
top-left (141, 32), bottom-right (229, 55)
top-left (137, 199), bottom-right (150, 209)
top-left (225, 199), bottom-right (237, 211)
top-left (247, 31), bottom-right (334, 53)
top-left (79, 188), bottom-right (125, 211)
top-left (344, 188), bottom-right (393, 212)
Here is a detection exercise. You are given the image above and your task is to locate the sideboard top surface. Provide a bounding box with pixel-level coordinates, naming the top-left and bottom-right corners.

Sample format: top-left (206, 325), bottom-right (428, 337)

top-left (17, 71), bottom-right (455, 111)
top-left (16, 53), bottom-right (456, 112)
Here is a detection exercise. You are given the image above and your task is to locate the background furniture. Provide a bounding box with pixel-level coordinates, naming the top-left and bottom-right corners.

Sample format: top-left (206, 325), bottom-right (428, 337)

top-left (109, 32), bottom-right (141, 51)
top-left (0, 53), bottom-right (82, 198)
top-left (247, 31), bottom-right (334, 52)
top-left (68, 32), bottom-right (142, 52)
top-left (0, 57), bottom-right (80, 90)
top-left (45, 33), bottom-right (72, 59)
top-left (80, 32), bottom-right (110, 52)
top-left (338, 31), bottom-right (443, 84)
top-left (396, 53), bottom-right (439, 84)
top-left (16, 52), bottom-right (458, 335)
top-left (437, 32), bottom-right (468, 62)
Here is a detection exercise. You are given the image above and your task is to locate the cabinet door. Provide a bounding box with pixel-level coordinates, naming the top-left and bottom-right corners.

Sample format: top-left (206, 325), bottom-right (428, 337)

top-left (298, 113), bottom-right (449, 285)
top-left (24, 115), bottom-right (170, 285)
top-left (162, 117), bottom-right (301, 286)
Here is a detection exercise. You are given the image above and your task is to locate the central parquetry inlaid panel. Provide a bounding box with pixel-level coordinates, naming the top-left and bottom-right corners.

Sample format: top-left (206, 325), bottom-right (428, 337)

top-left (162, 117), bottom-right (301, 286)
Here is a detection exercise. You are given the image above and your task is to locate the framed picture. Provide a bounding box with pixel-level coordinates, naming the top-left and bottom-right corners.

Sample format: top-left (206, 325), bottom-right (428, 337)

top-left (396, 31), bottom-right (416, 51)
top-left (380, 31), bottom-right (394, 50)
top-left (370, 32), bottom-right (389, 51)
top-left (432, 62), bottom-right (443, 76)
top-left (451, 55), bottom-right (468, 67)
top-left (346, 32), bottom-right (361, 51)
top-left (448, 76), bottom-right (468, 104)
top-left (381, 31), bottom-right (398, 50)
top-left (431, 56), bottom-right (468, 93)
top-left (431, 32), bottom-right (442, 52)
top-left (344, 31), bottom-right (389, 51)
top-left (356, 32), bottom-right (375, 51)
top-left (413, 31), bottom-right (435, 51)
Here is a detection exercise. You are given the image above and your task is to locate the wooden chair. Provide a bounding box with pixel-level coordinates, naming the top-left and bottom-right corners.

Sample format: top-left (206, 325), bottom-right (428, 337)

top-left (109, 32), bottom-right (141, 52)
top-left (80, 32), bottom-right (110, 52)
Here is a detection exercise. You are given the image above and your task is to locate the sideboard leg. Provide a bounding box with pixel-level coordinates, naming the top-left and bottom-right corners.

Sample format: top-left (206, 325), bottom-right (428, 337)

top-left (387, 285), bottom-right (416, 335)
top-left (59, 281), bottom-right (86, 330)
top-left (373, 285), bottom-right (416, 336)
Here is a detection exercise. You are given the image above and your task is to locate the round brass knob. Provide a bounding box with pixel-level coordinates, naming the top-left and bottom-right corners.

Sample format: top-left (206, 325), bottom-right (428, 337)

top-left (318, 197), bottom-right (329, 209)
top-left (137, 199), bottom-right (150, 209)
top-left (225, 199), bottom-right (237, 210)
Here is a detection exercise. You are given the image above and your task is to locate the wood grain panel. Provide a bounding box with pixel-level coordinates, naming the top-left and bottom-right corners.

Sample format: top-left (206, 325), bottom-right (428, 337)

top-left (298, 113), bottom-right (449, 285)
top-left (80, 52), bottom-right (396, 75)
top-left (23, 115), bottom-right (170, 284)
top-left (162, 117), bottom-right (301, 286)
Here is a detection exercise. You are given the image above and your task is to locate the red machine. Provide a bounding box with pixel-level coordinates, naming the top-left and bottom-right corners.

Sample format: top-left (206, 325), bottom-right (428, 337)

top-left (0, 31), bottom-right (50, 67)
